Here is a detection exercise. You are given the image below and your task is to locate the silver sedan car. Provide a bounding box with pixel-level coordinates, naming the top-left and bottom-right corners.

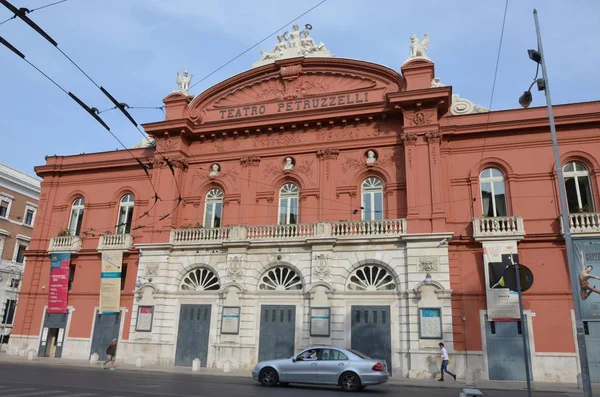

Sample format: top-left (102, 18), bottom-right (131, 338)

top-left (251, 346), bottom-right (389, 392)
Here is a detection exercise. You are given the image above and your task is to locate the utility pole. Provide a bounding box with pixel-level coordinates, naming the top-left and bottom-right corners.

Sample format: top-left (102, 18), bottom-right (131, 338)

top-left (533, 9), bottom-right (593, 396)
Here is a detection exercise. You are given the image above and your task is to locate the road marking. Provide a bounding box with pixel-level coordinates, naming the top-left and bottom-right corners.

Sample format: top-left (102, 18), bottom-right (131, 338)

top-left (58, 394), bottom-right (97, 397)
top-left (0, 390), bottom-right (64, 397)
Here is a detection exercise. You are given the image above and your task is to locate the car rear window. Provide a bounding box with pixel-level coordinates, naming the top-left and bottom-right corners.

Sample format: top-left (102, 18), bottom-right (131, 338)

top-left (348, 350), bottom-right (371, 359)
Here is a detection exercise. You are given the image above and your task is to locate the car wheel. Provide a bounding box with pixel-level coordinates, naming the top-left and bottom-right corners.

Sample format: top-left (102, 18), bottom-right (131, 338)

top-left (259, 368), bottom-right (278, 387)
top-left (339, 372), bottom-right (361, 392)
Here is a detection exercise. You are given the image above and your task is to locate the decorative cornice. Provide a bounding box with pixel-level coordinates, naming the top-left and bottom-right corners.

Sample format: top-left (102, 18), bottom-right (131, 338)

top-left (240, 156), bottom-right (261, 167)
top-left (316, 148), bottom-right (340, 160)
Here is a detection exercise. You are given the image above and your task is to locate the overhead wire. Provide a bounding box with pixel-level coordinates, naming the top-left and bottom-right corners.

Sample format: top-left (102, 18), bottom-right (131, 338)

top-left (0, 0), bottom-right (66, 26)
top-left (0, 0), bottom-right (185, 227)
top-left (188, 0), bottom-right (328, 90)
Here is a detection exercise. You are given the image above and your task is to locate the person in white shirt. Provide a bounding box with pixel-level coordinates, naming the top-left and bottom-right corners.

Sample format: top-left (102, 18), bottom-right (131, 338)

top-left (438, 342), bottom-right (456, 381)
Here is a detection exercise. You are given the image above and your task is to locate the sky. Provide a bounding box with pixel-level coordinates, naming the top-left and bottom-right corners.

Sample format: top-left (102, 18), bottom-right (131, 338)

top-left (0, 0), bottom-right (598, 177)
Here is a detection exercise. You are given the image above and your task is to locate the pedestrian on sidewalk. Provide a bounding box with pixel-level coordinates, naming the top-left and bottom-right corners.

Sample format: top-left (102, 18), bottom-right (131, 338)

top-left (102, 339), bottom-right (118, 371)
top-left (438, 342), bottom-right (456, 382)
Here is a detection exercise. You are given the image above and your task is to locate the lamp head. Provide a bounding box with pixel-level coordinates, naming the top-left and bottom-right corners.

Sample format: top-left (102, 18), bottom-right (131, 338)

top-left (519, 90), bottom-right (533, 108)
top-left (528, 49), bottom-right (542, 64)
top-left (135, 278), bottom-right (142, 288)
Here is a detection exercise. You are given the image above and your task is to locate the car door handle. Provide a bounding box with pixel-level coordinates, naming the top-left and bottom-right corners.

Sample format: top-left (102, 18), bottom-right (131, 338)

top-left (311, 363), bottom-right (317, 366)
top-left (338, 363), bottom-right (345, 366)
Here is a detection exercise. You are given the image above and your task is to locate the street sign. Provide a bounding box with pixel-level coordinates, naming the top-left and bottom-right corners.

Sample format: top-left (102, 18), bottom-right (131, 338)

top-left (502, 264), bottom-right (534, 292)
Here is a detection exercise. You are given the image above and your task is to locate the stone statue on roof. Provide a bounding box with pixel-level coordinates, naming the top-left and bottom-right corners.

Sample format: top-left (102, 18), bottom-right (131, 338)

top-left (176, 70), bottom-right (193, 95)
top-left (253, 23), bottom-right (333, 68)
top-left (409, 34), bottom-right (430, 59)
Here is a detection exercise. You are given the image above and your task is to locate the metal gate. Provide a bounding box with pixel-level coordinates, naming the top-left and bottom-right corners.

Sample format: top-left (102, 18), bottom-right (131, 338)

top-left (89, 311), bottom-right (121, 359)
top-left (175, 304), bottom-right (212, 367)
top-left (585, 321), bottom-right (600, 382)
top-left (38, 311), bottom-right (68, 358)
top-left (351, 306), bottom-right (392, 372)
top-left (485, 320), bottom-right (531, 380)
top-left (258, 305), bottom-right (296, 362)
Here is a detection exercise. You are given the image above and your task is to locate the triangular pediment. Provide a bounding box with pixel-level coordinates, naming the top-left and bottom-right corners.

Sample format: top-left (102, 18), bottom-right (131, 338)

top-left (187, 58), bottom-right (403, 125)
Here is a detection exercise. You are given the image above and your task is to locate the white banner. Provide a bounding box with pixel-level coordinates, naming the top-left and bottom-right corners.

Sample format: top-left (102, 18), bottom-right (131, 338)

top-left (483, 241), bottom-right (520, 320)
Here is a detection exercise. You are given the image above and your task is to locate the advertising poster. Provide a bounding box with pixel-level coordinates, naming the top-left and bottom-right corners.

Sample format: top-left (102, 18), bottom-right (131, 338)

top-left (310, 307), bottom-right (330, 337)
top-left (221, 306), bottom-right (240, 335)
top-left (48, 253), bottom-right (70, 314)
top-left (100, 251), bottom-right (122, 314)
top-left (483, 241), bottom-right (520, 320)
top-left (573, 238), bottom-right (600, 320)
top-left (419, 308), bottom-right (442, 339)
top-left (136, 306), bottom-right (154, 332)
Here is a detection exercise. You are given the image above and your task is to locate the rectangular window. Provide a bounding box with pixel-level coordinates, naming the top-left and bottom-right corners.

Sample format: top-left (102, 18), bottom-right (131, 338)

top-left (0, 200), bottom-right (9, 218)
top-left (213, 202), bottom-right (222, 228)
top-left (23, 206), bottom-right (36, 227)
top-left (9, 278), bottom-right (20, 289)
top-left (120, 264), bottom-right (128, 291)
top-left (2, 299), bottom-right (16, 324)
top-left (278, 199), bottom-right (288, 225)
top-left (15, 244), bottom-right (26, 263)
top-left (68, 264), bottom-right (76, 292)
top-left (289, 197), bottom-right (298, 225)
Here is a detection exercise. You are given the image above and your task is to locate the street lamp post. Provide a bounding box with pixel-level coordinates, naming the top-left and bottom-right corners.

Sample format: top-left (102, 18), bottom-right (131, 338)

top-left (521, 9), bottom-right (593, 396)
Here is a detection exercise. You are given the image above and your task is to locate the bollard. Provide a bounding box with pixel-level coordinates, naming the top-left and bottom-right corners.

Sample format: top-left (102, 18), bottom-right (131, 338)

top-left (192, 358), bottom-right (201, 372)
top-left (136, 356), bottom-right (144, 368)
top-left (90, 352), bottom-right (99, 365)
top-left (223, 360), bottom-right (232, 373)
top-left (27, 350), bottom-right (36, 361)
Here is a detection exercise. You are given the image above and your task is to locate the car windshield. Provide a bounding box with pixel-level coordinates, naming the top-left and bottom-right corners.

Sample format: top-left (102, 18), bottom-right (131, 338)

top-left (348, 349), bottom-right (371, 359)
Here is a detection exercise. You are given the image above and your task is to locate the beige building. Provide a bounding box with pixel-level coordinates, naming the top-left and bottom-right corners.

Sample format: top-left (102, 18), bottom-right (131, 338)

top-left (0, 163), bottom-right (40, 346)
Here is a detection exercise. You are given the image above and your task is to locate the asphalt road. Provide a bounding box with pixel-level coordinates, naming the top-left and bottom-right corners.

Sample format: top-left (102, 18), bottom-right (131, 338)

top-left (0, 362), bottom-right (570, 397)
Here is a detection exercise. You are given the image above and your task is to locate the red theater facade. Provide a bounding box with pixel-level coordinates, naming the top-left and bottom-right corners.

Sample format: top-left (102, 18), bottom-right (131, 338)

top-left (8, 36), bottom-right (600, 383)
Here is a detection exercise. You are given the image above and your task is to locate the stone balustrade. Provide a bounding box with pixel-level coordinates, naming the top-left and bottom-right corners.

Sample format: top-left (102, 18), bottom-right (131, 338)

top-left (563, 212), bottom-right (600, 236)
top-left (97, 233), bottom-right (133, 251)
top-left (48, 235), bottom-right (82, 252)
top-left (170, 219), bottom-right (407, 245)
top-left (472, 216), bottom-right (525, 240)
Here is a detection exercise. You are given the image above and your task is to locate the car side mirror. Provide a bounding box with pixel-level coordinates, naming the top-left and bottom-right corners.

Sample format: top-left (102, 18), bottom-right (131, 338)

top-left (292, 357), bottom-right (296, 363)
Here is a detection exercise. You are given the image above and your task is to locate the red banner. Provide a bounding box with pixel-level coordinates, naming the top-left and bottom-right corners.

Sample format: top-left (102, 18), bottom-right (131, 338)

top-left (48, 253), bottom-right (70, 314)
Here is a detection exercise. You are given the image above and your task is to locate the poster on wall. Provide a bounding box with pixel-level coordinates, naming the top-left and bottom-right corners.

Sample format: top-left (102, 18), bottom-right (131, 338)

top-left (100, 251), bottom-right (122, 314)
top-left (48, 253), bottom-right (70, 314)
top-left (419, 308), bottom-right (442, 339)
top-left (483, 241), bottom-right (520, 320)
top-left (135, 306), bottom-right (154, 332)
top-left (310, 307), bottom-right (330, 337)
top-left (221, 306), bottom-right (240, 335)
top-left (573, 238), bottom-right (600, 320)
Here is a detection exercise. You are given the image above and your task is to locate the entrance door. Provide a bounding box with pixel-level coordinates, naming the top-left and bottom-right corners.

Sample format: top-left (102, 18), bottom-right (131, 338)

top-left (351, 306), bottom-right (392, 373)
top-left (38, 312), bottom-right (68, 358)
top-left (258, 305), bottom-right (296, 362)
top-left (89, 312), bottom-right (121, 359)
top-left (584, 321), bottom-right (600, 382)
top-left (485, 320), bottom-right (531, 380)
top-left (175, 304), bottom-right (211, 367)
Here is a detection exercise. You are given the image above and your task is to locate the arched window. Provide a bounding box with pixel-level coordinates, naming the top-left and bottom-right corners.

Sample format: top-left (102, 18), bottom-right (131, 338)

top-left (116, 194), bottom-right (134, 234)
top-left (180, 268), bottom-right (220, 291)
top-left (68, 198), bottom-right (85, 236)
top-left (259, 266), bottom-right (302, 291)
top-left (204, 188), bottom-right (223, 228)
top-left (564, 161), bottom-right (595, 212)
top-left (361, 177), bottom-right (384, 221)
top-left (480, 168), bottom-right (507, 217)
top-left (278, 183), bottom-right (299, 225)
top-left (346, 264), bottom-right (396, 291)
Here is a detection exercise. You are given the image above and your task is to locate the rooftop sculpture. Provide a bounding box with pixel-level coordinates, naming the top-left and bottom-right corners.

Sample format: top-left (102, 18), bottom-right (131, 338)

top-left (253, 24), bottom-right (333, 68)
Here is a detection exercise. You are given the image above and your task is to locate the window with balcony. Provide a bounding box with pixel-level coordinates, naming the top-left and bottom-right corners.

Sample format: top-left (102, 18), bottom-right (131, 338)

top-left (203, 188), bottom-right (223, 228)
top-left (564, 161), bottom-right (594, 213)
top-left (278, 183), bottom-right (299, 225)
top-left (23, 206), bottom-right (36, 227)
top-left (480, 168), bottom-right (507, 217)
top-left (68, 197), bottom-right (85, 236)
top-left (361, 177), bottom-right (384, 221)
top-left (116, 194), bottom-right (134, 234)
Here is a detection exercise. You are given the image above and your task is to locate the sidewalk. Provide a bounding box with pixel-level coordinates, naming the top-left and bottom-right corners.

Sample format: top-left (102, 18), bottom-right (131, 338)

top-left (0, 352), bottom-right (591, 394)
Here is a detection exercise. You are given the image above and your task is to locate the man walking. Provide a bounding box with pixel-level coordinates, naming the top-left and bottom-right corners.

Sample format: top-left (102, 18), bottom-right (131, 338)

top-left (102, 339), bottom-right (118, 370)
top-left (438, 342), bottom-right (456, 381)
